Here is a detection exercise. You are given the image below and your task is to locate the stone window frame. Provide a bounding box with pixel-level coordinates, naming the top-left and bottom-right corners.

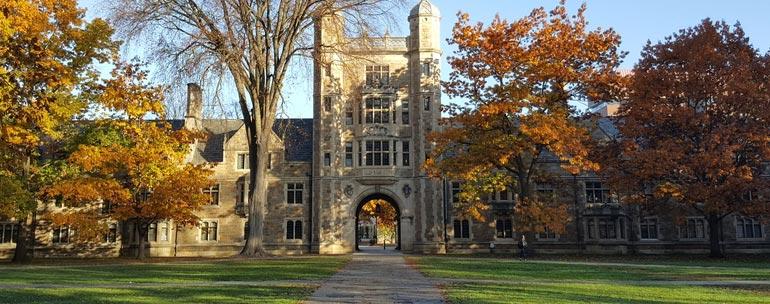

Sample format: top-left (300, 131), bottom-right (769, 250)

top-left (494, 216), bottom-right (514, 240)
top-left (585, 217), bottom-right (627, 241)
top-left (365, 65), bottom-right (390, 87)
top-left (0, 223), bottom-right (20, 244)
top-left (344, 142), bottom-right (354, 167)
top-left (363, 139), bottom-right (393, 167)
top-left (422, 92), bottom-right (432, 111)
top-left (203, 184), bottom-right (221, 206)
top-left (363, 96), bottom-right (392, 124)
top-left (678, 217), bottom-right (707, 241)
top-left (536, 227), bottom-right (559, 241)
top-left (735, 216), bottom-right (764, 240)
top-left (452, 218), bottom-right (471, 240)
top-left (285, 218), bottom-right (304, 241)
top-left (103, 222), bottom-right (118, 244)
top-left (235, 152), bottom-right (250, 171)
top-left (147, 221), bottom-right (171, 243)
top-left (286, 182), bottom-right (305, 205)
top-left (639, 216), bottom-right (660, 241)
top-left (52, 225), bottom-right (74, 245)
top-left (199, 220), bottom-right (219, 242)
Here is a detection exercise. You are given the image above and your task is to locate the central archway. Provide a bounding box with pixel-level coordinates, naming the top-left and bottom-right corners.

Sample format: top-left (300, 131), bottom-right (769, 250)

top-left (354, 193), bottom-right (401, 251)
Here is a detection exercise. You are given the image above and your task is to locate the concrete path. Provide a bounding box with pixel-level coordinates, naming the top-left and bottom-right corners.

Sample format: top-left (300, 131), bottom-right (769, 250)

top-left (305, 246), bottom-right (445, 304)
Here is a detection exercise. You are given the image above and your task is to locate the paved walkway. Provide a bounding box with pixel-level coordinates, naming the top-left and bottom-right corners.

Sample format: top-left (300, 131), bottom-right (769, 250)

top-left (305, 247), bottom-right (445, 304)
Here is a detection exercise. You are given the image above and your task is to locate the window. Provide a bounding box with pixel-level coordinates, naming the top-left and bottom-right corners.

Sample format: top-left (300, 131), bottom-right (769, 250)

top-left (736, 217), bottom-right (763, 239)
top-left (585, 181), bottom-right (610, 204)
top-left (101, 200), bottom-right (113, 214)
top-left (587, 219), bottom-right (596, 239)
top-left (538, 227), bottom-right (558, 240)
top-left (52, 226), bottom-right (72, 244)
top-left (598, 218), bottom-right (616, 239)
top-left (640, 217), bottom-right (658, 240)
top-left (423, 94), bottom-right (431, 111)
top-left (267, 153), bottom-right (272, 170)
top-left (323, 96), bottom-right (332, 112)
top-left (147, 223), bottom-right (157, 242)
top-left (364, 140), bottom-right (391, 166)
top-left (497, 188), bottom-right (513, 202)
top-left (358, 141), bottom-right (363, 166)
top-left (159, 222), bottom-right (169, 242)
top-left (200, 221), bottom-right (218, 241)
top-left (537, 184), bottom-right (555, 201)
top-left (244, 221), bottom-right (250, 240)
top-left (324, 152), bottom-right (331, 167)
top-left (236, 180), bottom-right (249, 206)
top-left (104, 223), bottom-right (117, 243)
top-left (453, 219), bottom-right (470, 239)
top-left (496, 218), bottom-right (513, 238)
top-left (345, 108), bottom-right (354, 125)
top-left (680, 218), bottom-right (706, 239)
top-left (203, 184), bottom-right (220, 205)
top-left (421, 61), bottom-right (432, 77)
top-left (364, 97), bottom-right (390, 124)
top-left (344, 142), bottom-right (354, 167)
top-left (402, 141), bottom-right (410, 166)
top-left (237, 153), bottom-right (249, 170)
top-left (365, 65), bottom-right (389, 87)
top-left (286, 220), bottom-right (303, 240)
top-left (401, 101), bottom-right (410, 124)
top-left (1, 223), bottom-right (19, 244)
top-left (451, 181), bottom-right (461, 205)
top-left (287, 183), bottom-right (304, 204)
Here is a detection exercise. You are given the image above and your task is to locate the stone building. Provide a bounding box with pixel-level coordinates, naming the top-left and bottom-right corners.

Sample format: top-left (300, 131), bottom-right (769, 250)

top-left (2, 0), bottom-right (768, 259)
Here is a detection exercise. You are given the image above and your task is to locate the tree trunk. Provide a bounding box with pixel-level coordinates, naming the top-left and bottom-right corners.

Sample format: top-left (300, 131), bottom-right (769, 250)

top-left (136, 221), bottom-right (147, 259)
top-left (241, 136), bottom-right (269, 256)
top-left (12, 212), bottom-right (36, 264)
top-left (707, 213), bottom-right (723, 258)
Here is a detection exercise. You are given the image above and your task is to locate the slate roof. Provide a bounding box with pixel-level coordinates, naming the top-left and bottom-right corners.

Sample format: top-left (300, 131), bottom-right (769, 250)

top-left (170, 118), bottom-right (313, 164)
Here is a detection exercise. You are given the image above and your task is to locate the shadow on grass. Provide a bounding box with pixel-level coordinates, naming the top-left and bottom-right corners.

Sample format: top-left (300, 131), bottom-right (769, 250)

top-left (0, 286), bottom-right (312, 304)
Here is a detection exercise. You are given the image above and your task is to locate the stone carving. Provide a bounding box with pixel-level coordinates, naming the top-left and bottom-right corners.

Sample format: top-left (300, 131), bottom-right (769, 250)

top-left (402, 184), bottom-right (412, 198)
top-left (344, 185), bottom-right (354, 198)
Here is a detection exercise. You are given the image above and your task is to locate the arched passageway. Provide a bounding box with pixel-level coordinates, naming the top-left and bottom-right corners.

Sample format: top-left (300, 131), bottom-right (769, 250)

top-left (355, 193), bottom-right (401, 251)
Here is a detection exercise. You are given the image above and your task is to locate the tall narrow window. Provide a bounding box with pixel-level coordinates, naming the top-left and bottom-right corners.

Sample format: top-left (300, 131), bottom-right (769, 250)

top-left (450, 181), bottom-right (461, 205)
top-left (365, 97), bottom-right (390, 124)
top-left (423, 94), bottom-right (431, 111)
top-left (267, 153), bottom-right (272, 170)
top-left (104, 223), bottom-right (117, 243)
top-left (324, 152), bottom-right (331, 167)
top-left (421, 61), bottom-right (431, 77)
top-left (401, 100), bottom-right (410, 124)
top-left (286, 220), bottom-right (303, 240)
top-left (323, 96), bottom-right (332, 112)
top-left (640, 217), bottom-right (658, 240)
top-left (344, 142), bottom-right (354, 167)
top-left (495, 218), bottom-right (513, 238)
top-left (402, 141), bottom-right (410, 166)
top-left (147, 223), bottom-right (158, 242)
top-left (345, 108), bottom-right (354, 125)
top-left (203, 184), bottom-right (220, 205)
top-left (365, 65), bottom-right (389, 87)
top-left (237, 153), bottom-right (249, 170)
top-left (453, 219), bottom-right (470, 239)
top-left (159, 222), bottom-right (169, 242)
top-left (287, 183), bottom-right (304, 204)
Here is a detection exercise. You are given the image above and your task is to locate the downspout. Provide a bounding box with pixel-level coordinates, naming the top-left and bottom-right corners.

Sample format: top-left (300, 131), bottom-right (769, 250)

top-left (307, 172), bottom-right (313, 254)
top-left (442, 178), bottom-right (449, 254)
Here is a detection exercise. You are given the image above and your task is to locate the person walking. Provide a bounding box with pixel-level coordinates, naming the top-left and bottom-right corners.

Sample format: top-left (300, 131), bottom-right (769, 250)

top-left (517, 235), bottom-right (527, 261)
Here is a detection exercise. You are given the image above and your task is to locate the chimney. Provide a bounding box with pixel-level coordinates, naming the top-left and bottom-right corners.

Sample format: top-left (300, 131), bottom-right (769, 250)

top-left (185, 83), bottom-right (203, 130)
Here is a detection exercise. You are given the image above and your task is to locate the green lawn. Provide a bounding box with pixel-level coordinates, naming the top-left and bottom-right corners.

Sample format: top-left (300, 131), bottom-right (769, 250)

top-left (0, 256), bottom-right (349, 304)
top-left (410, 256), bottom-right (770, 303)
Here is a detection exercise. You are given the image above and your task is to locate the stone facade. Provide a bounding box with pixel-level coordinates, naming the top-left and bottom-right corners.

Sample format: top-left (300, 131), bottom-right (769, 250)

top-left (2, 0), bottom-right (769, 259)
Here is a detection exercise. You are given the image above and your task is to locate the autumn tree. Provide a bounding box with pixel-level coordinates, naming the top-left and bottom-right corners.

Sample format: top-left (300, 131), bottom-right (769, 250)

top-left (109, 0), bottom-right (404, 256)
top-left (427, 2), bottom-right (625, 234)
top-left (0, 0), bottom-right (118, 263)
top-left (597, 20), bottom-right (770, 258)
top-left (46, 63), bottom-right (214, 259)
top-left (360, 199), bottom-right (397, 245)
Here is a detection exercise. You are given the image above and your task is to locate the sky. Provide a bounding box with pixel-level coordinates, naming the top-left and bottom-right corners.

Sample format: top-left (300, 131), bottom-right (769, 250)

top-left (82, 0), bottom-right (770, 119)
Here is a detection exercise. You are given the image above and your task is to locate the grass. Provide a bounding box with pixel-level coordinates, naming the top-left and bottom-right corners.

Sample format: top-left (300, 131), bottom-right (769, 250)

top-left (0, 256), bottom-right (349, 304)
top-left (0, 256), bottom-right (349, 285)
top-left (409, 256), bottom-right (770, 303)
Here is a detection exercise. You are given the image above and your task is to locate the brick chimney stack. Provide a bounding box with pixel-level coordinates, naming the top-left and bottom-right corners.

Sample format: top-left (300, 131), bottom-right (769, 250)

top-left (185, 83), bottom-right (203, 130)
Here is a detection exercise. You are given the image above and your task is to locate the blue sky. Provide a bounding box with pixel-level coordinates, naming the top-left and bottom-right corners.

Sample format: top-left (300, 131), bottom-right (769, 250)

top-left (83, 0), bottom-right (770, 118)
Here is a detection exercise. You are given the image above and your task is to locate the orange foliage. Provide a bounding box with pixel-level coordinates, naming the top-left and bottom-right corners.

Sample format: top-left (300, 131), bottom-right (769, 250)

top-left (427, 2), bottom-right (625, 233)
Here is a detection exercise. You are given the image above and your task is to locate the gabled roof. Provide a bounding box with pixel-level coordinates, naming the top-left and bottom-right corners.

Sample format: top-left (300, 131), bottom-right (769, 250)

top-left (172, 118), bottom-right (313, 164)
